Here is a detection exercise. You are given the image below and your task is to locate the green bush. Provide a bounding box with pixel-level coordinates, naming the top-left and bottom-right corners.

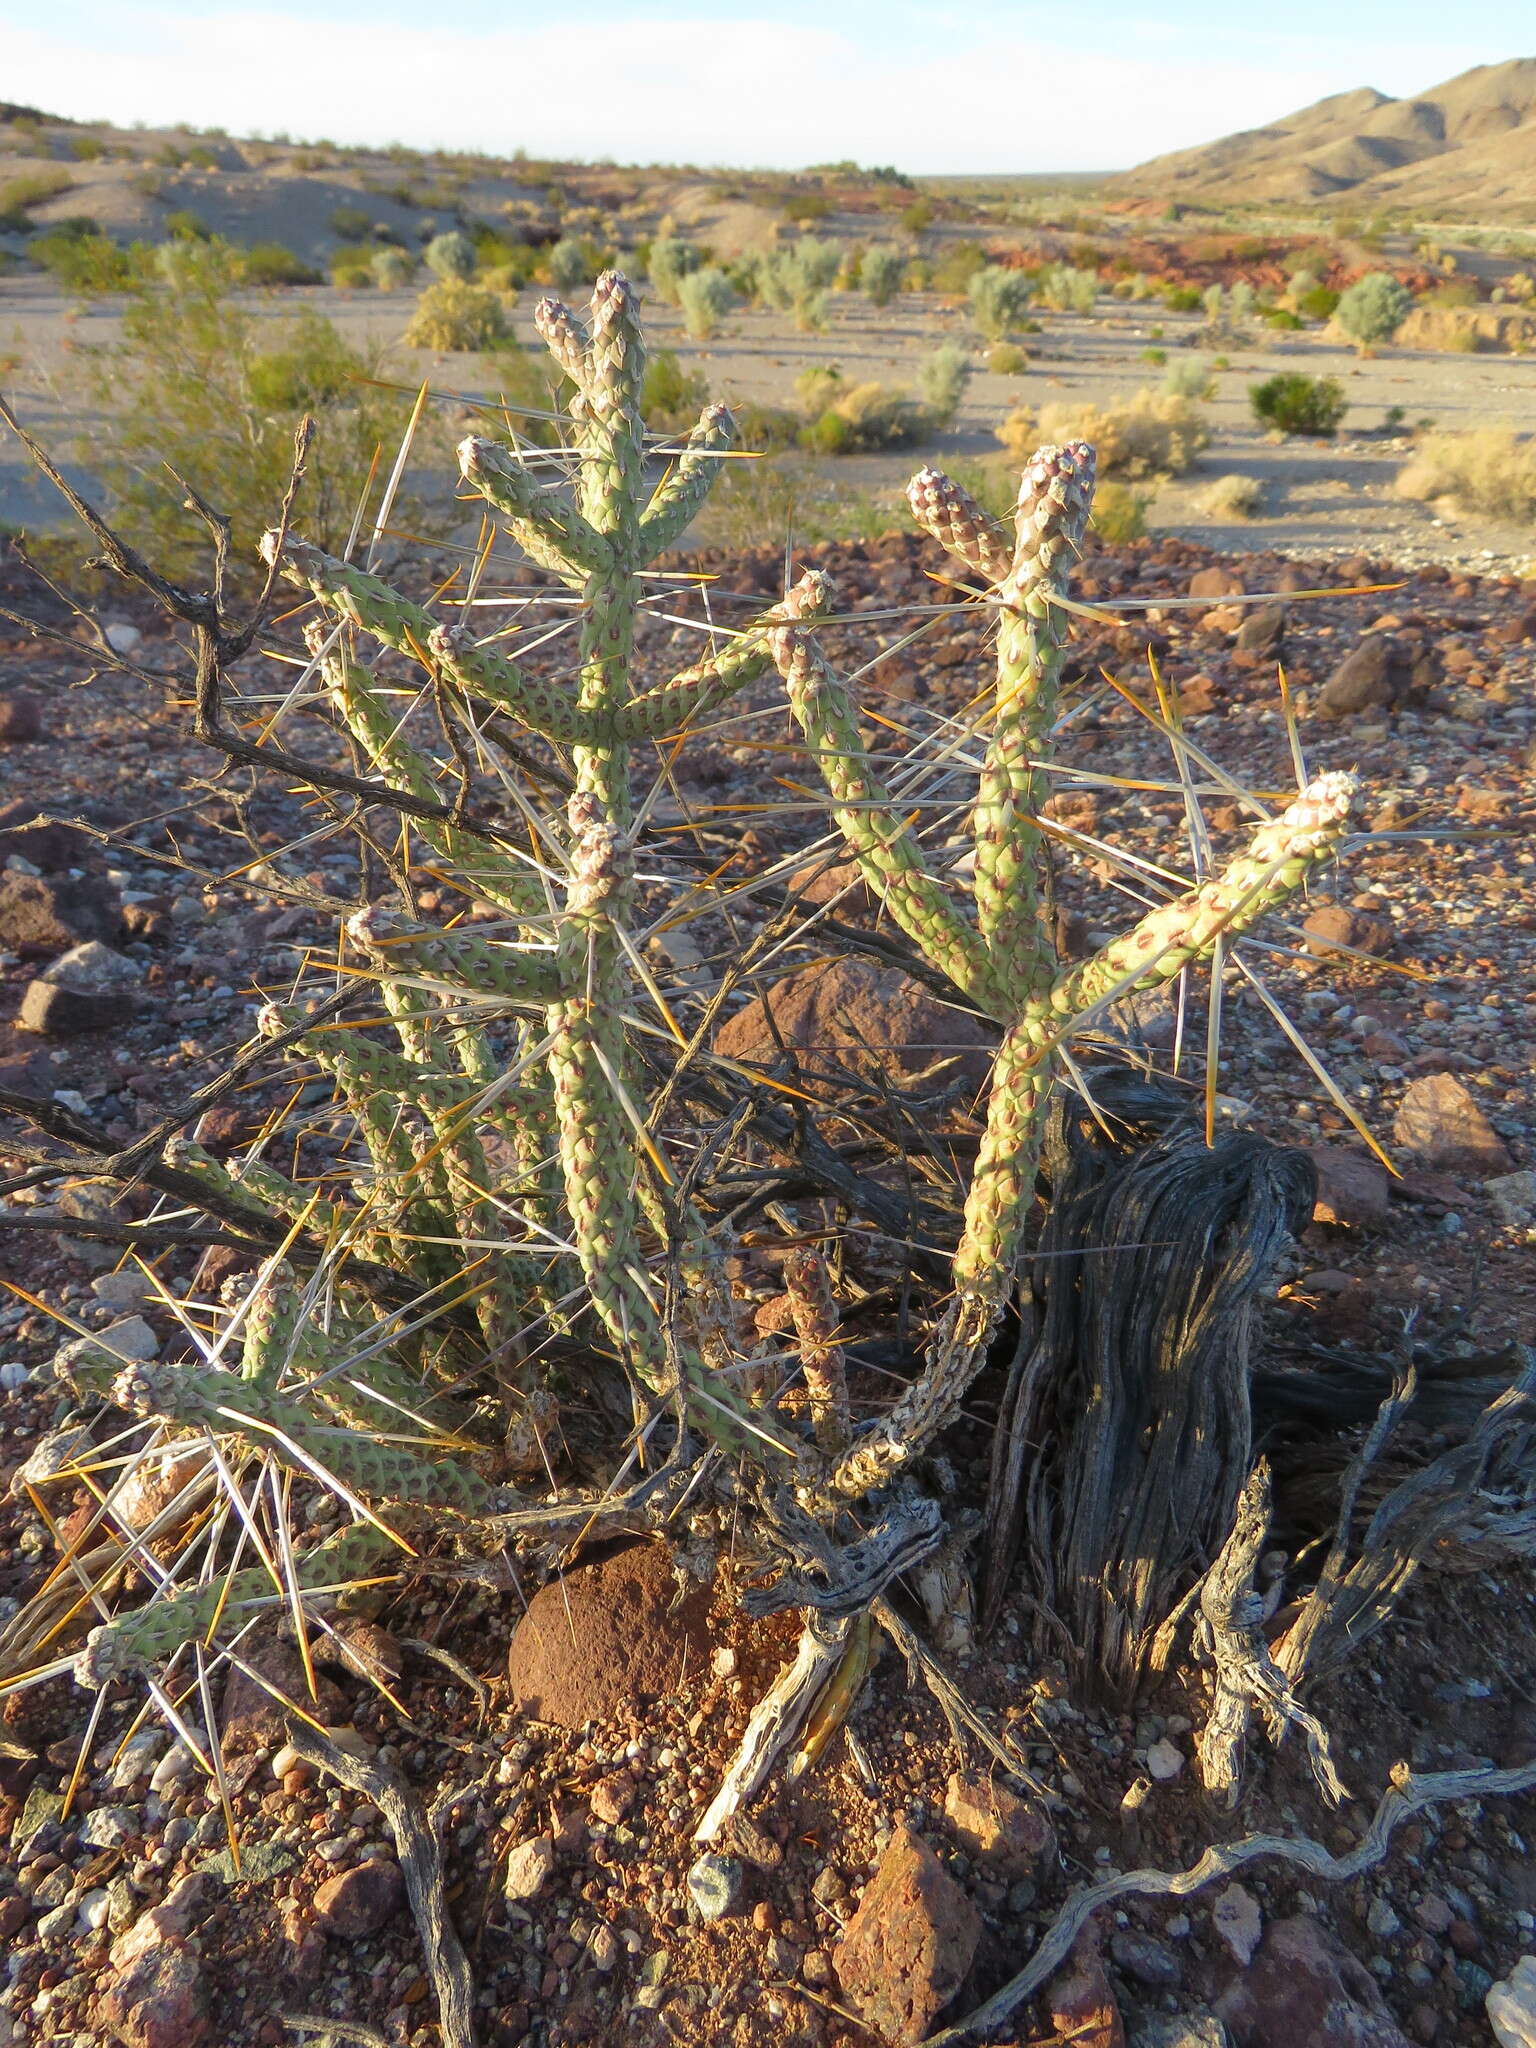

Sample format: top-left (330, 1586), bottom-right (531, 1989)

top-left (1162, 357), bottom-right (1215, 401)
top-left (0, 167), bottom-right (75, 231)
top-left (330, 248), bottom-right (377, 289)
top-left (370, 246), bottom-right (416, 290)
top-left (859, 246), bottom-right (905, 307)
top-left (403, 276), bottom-right (510, 350)
top-left (987, 342), bottom-right (1029, 375)
top-left (968, 264), bottom-right (1033, 339)
top-left (641, 348), bottom-right (708, 431)
top-left (548, 235), bottom-right (596, 294)
top-left (646, 236), bottom-right (703, 306)
top-left (69, 136), bottom-right (105, 162)
top-left (1036, 263), bottom-right (1097, 314)
top-left (29, 227), bottom-right (132, 293)
top-left (899, 198), bottom-right (935, 234)
top-left (1297, 284), bottom-right (1339, 321)
top-left (1335, 270), bottom-right (1412, 350)
top-left (917, 342), bottom-right (970, 424)
top-left (1249, 372), bottom-right (1346, 436)
top-left (931, 242), bottom-right (987, 294)
top-left (676, 266), bottom-right (735, 339)
top-left (1263, 308), bottom-right (1303, 330)
top-left (424, 230), bottom-right (476, 282)
top-left (1090, 481), bottom-right (1150, 544)
top-left (1161, 285), bottom-right (1202, 313)
top-left (328, 205), bottom-right (373, 243)
top-left (240, 242), bottom-right (323, 287)
top-left (78, 237), bottom-right (412, 578)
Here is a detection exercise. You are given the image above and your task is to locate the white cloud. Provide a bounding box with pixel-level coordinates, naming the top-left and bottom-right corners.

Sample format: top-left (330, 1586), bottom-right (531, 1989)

top-left (0, 12), bottom-right (1504, 170)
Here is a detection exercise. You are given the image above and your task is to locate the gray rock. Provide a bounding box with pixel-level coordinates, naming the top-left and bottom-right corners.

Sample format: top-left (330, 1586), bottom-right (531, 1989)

top-left (39, 939), bottom-right (143, 990)
top-left (36, 1899), bottom-right (77, 1941)
top-left (82, 1804), bottom-right (139, 1849)
top-left (17, 978), bottom-right (120, 1036)
top-left (1487, 1171), bottom-right (1536, 1230)
top-left (1112, 1928), bottom-right (1182, 1987)
top-left (687, 1851), bottom-right (745, 1922)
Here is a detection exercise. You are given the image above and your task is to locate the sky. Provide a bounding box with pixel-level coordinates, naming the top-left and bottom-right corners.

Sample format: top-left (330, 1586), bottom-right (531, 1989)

top-left (3, 2), bottom-right (1532, 173)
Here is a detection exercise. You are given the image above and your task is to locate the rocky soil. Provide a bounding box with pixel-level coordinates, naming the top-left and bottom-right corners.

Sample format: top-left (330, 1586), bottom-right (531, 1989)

top-left (0, 520), bottom-right (1533, 2048)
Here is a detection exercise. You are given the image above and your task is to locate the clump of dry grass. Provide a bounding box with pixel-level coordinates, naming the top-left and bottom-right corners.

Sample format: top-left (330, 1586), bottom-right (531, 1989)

top-left (1393, 427), bottom-right (1536, 522)
top-left (997, 387), bottom-right (1208, 479)
top-left (403, 277), bottom-right (510, 351)
top-left (1198, 472), bottom-right (1265, 520)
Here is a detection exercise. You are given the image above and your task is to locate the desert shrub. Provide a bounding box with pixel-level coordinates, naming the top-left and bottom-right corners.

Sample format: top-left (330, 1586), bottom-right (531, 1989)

top-left (1228, 280), bottom-right (1256, 325)
top-left (642, 348), bottom-right (708, 431)
top-left (241, 242), bottom-right (322, 287)
top-left (731, 399), bottom-right (802, 453)
top-left (1036, 263), bottom-right (1097, 314)
top-left (676, 266), bottom-right (735, 339)
top-left (1198, 472), bottom-right (1264, 519)
top-left (999, 386), bottom-right (1208, 478)
top-left (968, 264), bottom-right (1033, 339)
top-left (799, 379), bottom-right (928, 454)
top-left (860, 245), bottom-right (906, 306)
top-left (28, 226), bottom-right (132, 293)
top-left (1090, 481), bottom-right (1150, 543)
top-left (79, 237), bottom-right (410, 577)
top-left (70, 136), bottom-right (105, 161)
top-left (1162, 357), bottom-right (1215, 401)
top-left (330, 248), bottom-right (377, 289)
top-left (1297, 284), bottom-right (1340, 321)
top-left (749, 246), bottom-right (834, 331)
top-left (931, 242), bottom-right (988, 293)
top-left (1161, 285), bottom-right (1202, 313)
top-left (1141, 347), bottom-right (1167, 366)
top-left (1393, 428), bottom-right (1536, 521)
top-left (163, 209), bottom-right (211, 244)
top-left (424, 230), bottom-right (476, 282)
top-left (918, 342), bottom-right (970, 424)
top-left (1336, 271), bottom-right (1411, 351)
top-left (0, 167), bottom-right (74, 229)
top-left (1263, 308), bottom-right (1303, 330)
top-left (647, 235), bottom-right (703, 306)
top-left (328, 205), bottom-right (373, 243)
top-left (370, 246), bottom-right (416, 289)
top-left (548, 236), bottom-right (597, 293)
top-left (987, 342), bottom-right (1029, 376)
top-left (1249, 372), bottom-right (1346, 436)
top-left (900, 197), bottom-right (935, 233)
top-left (404, 276), bottom-right (510, 350)
top-left (783, 191), bottom-right (832, 224)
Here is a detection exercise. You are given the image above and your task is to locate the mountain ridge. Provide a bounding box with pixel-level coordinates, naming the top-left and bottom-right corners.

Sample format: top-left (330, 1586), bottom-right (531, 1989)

top-left (1112, 58), bottom-right (1536, 215)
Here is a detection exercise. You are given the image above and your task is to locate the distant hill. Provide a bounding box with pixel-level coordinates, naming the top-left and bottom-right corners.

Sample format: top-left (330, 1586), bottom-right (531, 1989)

top-left (1112, 58), bottom-right (1536, 216)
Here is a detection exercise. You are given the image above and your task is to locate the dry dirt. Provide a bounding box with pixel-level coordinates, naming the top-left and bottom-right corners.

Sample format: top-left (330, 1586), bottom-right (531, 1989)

top-left (2, 270), bottom-right (1534, 575)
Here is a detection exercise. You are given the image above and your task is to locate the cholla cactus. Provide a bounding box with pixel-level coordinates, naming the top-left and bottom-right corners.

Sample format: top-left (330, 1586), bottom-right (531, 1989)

top-left (771, 446), bottom-right (1355, 1504)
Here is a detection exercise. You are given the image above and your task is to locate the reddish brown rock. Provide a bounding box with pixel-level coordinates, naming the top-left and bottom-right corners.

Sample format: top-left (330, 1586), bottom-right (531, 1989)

top-left (832, 1824), bottom-right (981, 2044)
top-left (1045, 1924), bottom-right (1126, 2048)
top-left (1316, 633), bottom-right (1438, 718)
top-left (0, 690), bottom-right (42, 742)
top-left (1215, 1913), bottom-right (1413, 2047)
top-left (714, 956), bottom-right (994, 1095)
top-left (312, 1859), bottom-right (403, 1938)
top-left (219, 1630), bottom-right (348, 1754)
top-left (0, 870), bottom-right (121, 958)
top-left (1188, 566), bottom-right (1244, 600)
top-left (96, 1944), bottom-right (211, 2048)
top-left (785, 856), bottom-right (878, 920)
top-left (1393, 1073), bottom-right (1513, 1179)
top-left (1307, 1147), bottom-right (1392, 1231)
top-left (506, 1540), bottom-right (714, 1729)
top-left (1300, 902), bottom-right (1395, 960)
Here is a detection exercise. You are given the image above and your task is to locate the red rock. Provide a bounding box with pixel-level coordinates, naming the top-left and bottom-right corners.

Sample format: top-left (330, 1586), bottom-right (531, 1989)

top-left (1393, 1074), bottom-right (1513, 1179)
top-left (1300, 903), bottom-right (1395, 959)
top-left (1188, 566), bottom-right (1244, 600)
top-left (312, 1859), bottom-right (403, 1938)
top-left (785, 856), bottom-right (877, 920)
top-left (713, 955), bottom-right (994, 1095)
top-left (97, 1944), bottom-right (211, 2048)
top-left (1046, 1924), bottom-right (1125, 2048)
top-left (832, 1825), bottom-right (981, 2045)
top-left (1307, 1147), bottom-right (1392, 1231)
top-left (506, 1540), bottom-right (714, 1730)
top-left (1317, 635), bottom-right (1438, 718)
top-left (1215, 1913), bottom-right (1413, 2046)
